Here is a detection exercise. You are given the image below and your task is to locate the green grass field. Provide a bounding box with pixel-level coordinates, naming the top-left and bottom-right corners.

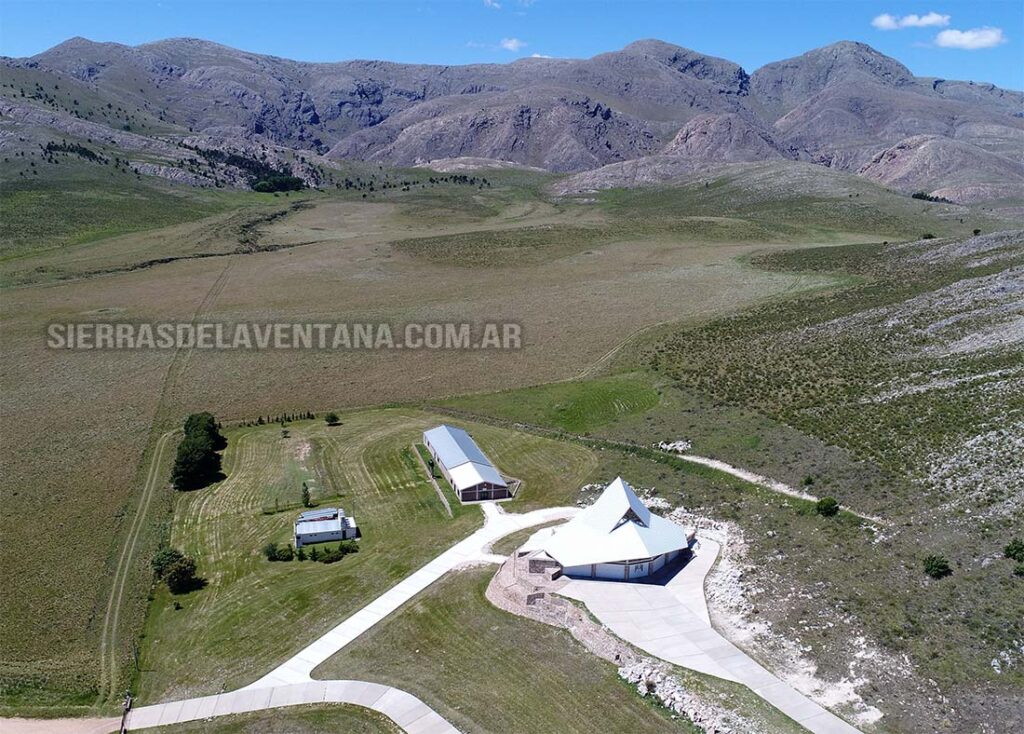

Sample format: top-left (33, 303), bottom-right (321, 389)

top-left (134, 409), bottom-right (595, 702)
top-left (315, 568), bottom-right (702, 734)
top-left (441, 373), bottom-right (661, 434)
top-left (135, 704), bottom-right (400, 733)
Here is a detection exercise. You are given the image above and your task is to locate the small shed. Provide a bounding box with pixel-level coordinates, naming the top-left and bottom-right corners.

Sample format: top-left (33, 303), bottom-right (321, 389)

top-left (294, 507), bottom-right (358, 548)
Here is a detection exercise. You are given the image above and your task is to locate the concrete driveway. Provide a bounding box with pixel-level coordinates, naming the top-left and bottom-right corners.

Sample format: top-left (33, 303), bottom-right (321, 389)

top-left (559, 540), bottom-right (862, 734)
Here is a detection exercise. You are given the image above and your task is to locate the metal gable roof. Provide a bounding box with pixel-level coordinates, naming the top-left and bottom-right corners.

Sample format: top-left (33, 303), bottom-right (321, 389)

top-left (423, 425), bottom-right (492, 469)
top-left (294, 517), bottom-right (343, 535)
top-left (448, 461), bottom-right (507, 491)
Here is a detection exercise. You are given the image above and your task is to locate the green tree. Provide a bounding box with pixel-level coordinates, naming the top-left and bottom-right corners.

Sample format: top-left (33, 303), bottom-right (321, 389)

top-left (165, 556), bottom-right (203, 594)
top-left (923, 555), bottom-right (952, 579)
top-left (302, 482), bottom-right (312, 508)
top-left (151, 547), bottom-right (185, 579)
top-left (815, 497), bottom-right (840, 517)
top-left (324, 412), bottom-right (340, 426)
top-left (171, 432), bottom-right (222, 489)
top-left (172, 412), bottom-right (226, 489)
top-left (184, 412), bottom-right (226, 449)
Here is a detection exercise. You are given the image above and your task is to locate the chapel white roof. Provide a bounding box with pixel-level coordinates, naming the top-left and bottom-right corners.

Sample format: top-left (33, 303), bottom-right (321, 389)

top-left (536, 477), bottom-right (692, 567)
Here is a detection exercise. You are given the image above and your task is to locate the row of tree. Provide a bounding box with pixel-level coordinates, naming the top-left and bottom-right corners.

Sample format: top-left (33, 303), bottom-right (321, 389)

top-left (263, 540), bottom-right (359, 564)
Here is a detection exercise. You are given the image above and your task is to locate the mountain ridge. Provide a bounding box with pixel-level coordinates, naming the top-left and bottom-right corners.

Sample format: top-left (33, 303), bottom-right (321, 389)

top-left (4, 36), bottom-right (1022, 201)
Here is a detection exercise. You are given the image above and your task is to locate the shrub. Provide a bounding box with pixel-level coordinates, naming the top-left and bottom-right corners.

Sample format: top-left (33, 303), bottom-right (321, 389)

top-left (923, 555), bottom-right (952, 579)
top-left (973, 229), bottom-right (981, 236)
top-left (262, 542), bottom-right (294, 562)
top-left (319, 540), bottom-right (359, 564)
top-left (1014, 564), bottom-right (1024, 578)
top-left (1005, 539), bottom-right (1024, 563)
top-left (324, 412), bottom-right (340, 426)
top-left (165, 556), bottom-right (203, 594)
top-left (815, 496), bottom-right (840, 517)
top-left (152, 547), bottom-right (185, 578)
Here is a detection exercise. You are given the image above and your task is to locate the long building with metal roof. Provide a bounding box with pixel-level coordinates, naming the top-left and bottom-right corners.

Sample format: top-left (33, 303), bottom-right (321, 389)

top-left (422, 424), bottom-right (510, 502)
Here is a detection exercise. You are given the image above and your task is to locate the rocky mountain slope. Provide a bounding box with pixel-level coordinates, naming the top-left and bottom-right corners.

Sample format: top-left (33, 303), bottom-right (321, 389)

top-left (2, 36), bottom-right (1021, 201)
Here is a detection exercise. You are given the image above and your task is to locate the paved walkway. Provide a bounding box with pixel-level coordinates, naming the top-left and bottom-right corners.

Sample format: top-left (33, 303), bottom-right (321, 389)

top-left (248, 504), bottom-right (577, 687)
top-left (121, 503), bottom-right (577, 732)
top-left (127, 681), bottom-right (458, 734)
top-left (0, 718), bottom-right (120, 734)
top-left (560, 540), bottom-right (863, 734)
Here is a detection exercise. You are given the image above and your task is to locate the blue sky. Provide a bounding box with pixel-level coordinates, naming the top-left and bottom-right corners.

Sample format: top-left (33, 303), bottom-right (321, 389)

top-left (1, 0), bottom-right (1021, 88)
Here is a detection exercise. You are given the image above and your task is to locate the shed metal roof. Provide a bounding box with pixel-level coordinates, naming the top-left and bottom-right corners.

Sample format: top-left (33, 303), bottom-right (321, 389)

top-left (295, 517), bottom-right (343, 535)
top-left (423, 425), bottom-right (507, 491)
top-left (449, 461), bottom-right (506, 490)
top-left (297, 507), bottom-right (341, 522)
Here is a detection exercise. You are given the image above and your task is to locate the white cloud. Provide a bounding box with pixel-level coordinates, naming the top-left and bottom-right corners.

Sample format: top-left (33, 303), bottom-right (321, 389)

top-left (871, 13), bottom-right (900, 30)
top-left (483, 0), bottom-right (501, 9)
top-left (530, 53), bottom-right (553, 58)
top-left (872, 11), bottom-right (950, 30)
top-left (500, 37), bottom-right (527, 51)
top-left (935, 26), bottom-right (1007, 50)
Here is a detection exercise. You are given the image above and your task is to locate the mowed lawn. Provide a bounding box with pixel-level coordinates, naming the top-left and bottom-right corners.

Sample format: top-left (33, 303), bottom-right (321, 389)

top-left (135, 408), bottom-right (595, 702)
top-left (314, 568), bottom-right (699, 734)
top-left (135, 704), bottom-right (400, 733)
top-left (440, 373), bottom-right (662, 434)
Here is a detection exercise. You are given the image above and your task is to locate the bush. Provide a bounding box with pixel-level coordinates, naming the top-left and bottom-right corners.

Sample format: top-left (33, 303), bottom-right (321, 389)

top-left (319, 540), bottom-right (359, 564)
top-left (324, 412), bottom-right (340, 426)
top-left (1004, 538), bottom-right (1024, 563)
top-left (253, 175), bottom-right (304, 193)
top-left (165, 556), bottom-right (204, 594)
top-left (152, 547), bottom-right (185, 579)
top-left (262, 542), bottom-right (294, 562)
top-left (921, 233), bottom-right (936, 240)
top-left (923, 555), bottom-right (952, 579)
top-left (1014, 564), bottom-right (1024, 578)
top-left (815, 496), bottom-right (840, 517)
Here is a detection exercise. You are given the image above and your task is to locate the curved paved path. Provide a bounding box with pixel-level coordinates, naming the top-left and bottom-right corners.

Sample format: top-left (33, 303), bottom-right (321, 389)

top-left (560, 539), bottom-right (863, 734)
top-left (127, 681), bottom-right (457, 734)
top-left (123, 503), bottom-right (577, 732)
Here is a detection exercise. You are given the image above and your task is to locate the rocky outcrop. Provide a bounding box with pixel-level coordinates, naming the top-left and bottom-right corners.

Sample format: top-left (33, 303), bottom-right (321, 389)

top-left (857, 134), bottom-right (1024, 203)
top-left (662, 113), bottom-right (786, 162)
